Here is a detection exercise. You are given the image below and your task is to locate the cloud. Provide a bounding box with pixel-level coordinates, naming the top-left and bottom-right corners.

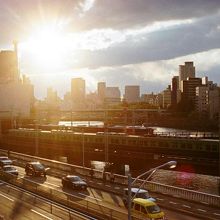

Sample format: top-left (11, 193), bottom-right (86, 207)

top-left (71, 0), bottom-right (220, 30)
top-left (1, 0), bottom-right (220, 46)
top-left (71, 13), bottom-right (220, 69)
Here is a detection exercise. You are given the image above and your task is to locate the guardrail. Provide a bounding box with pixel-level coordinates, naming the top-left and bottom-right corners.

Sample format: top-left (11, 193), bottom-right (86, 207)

top-left (0, 178), bottom-right (93, 220)
top-left (0, 169), bottom-right (128, 220)
top-left (1, 149), bottom-right (220, 209)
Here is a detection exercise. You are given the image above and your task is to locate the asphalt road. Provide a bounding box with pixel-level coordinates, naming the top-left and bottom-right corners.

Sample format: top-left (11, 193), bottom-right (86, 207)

top-left (1, 165), bottom-right (218, 220)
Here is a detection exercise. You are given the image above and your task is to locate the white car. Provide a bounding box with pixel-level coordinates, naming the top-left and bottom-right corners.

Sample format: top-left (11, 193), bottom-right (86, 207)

top-left (0, 156), bottom-right (12, 167)
top-left (123, 187), bottom-right (156, 207)
top-left (1, 165), bottom-right (18, 176)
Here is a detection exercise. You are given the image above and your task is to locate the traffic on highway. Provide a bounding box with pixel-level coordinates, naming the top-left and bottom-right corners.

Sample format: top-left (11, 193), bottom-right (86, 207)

top-left (0, 153), bottom-right (219, 220)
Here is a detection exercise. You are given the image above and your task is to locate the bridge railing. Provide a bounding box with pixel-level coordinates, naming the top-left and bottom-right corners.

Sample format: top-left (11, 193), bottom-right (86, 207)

top-left (1, 149), bottom-right (220, 208)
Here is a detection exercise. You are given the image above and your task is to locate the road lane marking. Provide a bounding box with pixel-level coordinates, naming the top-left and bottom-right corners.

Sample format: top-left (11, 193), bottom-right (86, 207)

top-left (114, 186), bottom-right (120, 189)
top-left (78, 193), bottom-right (102, 202)
top-left (31, 209), bottom-right (53, 220)
top-left (0, 193), bottom-right (14, 202)
top-left (214, 213), bottom-right (220, 216)
top-left (169, 201), bottom-right (177, 204)
top-left (197, 208), bottom-right (207, 212)
top-left (105, 185), bottom-right (111, 187)
top-left (45, 182), bottom-right (60, 188)
top-left (156, 198), bottom-right (164, 201)
top-left (182, 204), bottom-right (191, 208)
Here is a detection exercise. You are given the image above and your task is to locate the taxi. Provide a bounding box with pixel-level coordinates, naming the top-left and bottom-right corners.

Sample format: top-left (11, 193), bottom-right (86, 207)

top-left (131, 198), bottom-right (166, 220)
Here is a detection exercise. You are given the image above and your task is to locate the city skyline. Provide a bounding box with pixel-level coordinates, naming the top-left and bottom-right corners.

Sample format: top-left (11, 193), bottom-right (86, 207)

top-left (0, 0), bottom-right (219, 98)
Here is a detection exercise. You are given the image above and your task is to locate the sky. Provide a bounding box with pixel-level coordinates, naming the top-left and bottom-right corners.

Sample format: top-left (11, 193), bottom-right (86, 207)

top-left (0, 0), bottom-right (220, 99)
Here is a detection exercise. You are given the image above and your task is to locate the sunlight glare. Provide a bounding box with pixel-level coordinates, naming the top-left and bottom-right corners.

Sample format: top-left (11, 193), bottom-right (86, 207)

top-left (23, 26), bottom-right (68, 70)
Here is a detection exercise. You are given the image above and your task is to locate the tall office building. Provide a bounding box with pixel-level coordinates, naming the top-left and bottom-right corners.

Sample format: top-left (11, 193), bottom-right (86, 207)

top-left (162, 85), bottom-right (172, 108)
top-left (195, 86), bottom-right (209, 113)
top-left (0, 41), bottom-right (19, 82)
top-left (97, 82), bottom-right (106, 102)
top-left (179, 62), bottom-right (195, 91)
top-left (182, 77), bottom-right (202, 109)
top-left (0, 42), bottom-right (33, 117)
top-left (124, 85), bottom-right (140, 103)
top-left (105, 87), bottom-right (121, 106)
top-left (171, 76), bottom-right (179, 106)
top-left (105, 87), bottom-right (120, 98)
top-left (71, 78), bottom-right (85, 109)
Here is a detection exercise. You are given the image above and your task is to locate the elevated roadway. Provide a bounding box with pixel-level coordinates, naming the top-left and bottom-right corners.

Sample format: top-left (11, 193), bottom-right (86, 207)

top-left (1, 162), bottom-right (220, 220)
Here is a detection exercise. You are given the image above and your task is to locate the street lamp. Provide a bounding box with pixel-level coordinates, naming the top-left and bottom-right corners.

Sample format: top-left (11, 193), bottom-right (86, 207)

top-left (127, 160), bottom-right (177, 220)
top-left (82, 128), bottom-right (85, 168)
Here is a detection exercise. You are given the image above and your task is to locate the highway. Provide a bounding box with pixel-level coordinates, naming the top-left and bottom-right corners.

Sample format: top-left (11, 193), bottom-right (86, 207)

top-left (0, 165), bottom-right (219, 220)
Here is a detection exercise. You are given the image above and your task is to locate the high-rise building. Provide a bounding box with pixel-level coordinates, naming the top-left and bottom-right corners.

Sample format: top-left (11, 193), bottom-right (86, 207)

top-left (105, 87), bottom-right (120, 99)
top-left (71, 78), bottom-right (85, 109)
top-left (0, 43), bottom-right (33, 117)
top-left (195, 86), bottom-right (209, 113)
top-left (181, 77), bottom-right (202, 109)
top-left (209, 87), bottom-right (220, 119)
top-left (162, 85), bottom-right (172, 108)
top-left (0, 42), bottom-right (19, 82)
top-left (97, 82), bottom-right (106, 102)
top-left (171, 76), bottom-right (179, 106)
top-left (71, 78), bottom-right (85, 100)
top-left (124, 85), bottom-right (140, 103)
top-left (179, 61), bottom-right (195, 91)
top-left (105, 87), bottom-right (121, 106)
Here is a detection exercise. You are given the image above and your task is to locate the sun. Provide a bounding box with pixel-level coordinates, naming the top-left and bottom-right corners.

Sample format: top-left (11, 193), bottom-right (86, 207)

top-left (22, 26), bottom-right (68, 70)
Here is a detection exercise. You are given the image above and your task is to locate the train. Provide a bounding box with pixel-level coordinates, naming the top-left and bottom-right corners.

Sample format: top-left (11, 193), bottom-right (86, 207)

top-left (19, 124), bottom-right (155, 136)
top-left (5, 128), bottom-right (219, 158)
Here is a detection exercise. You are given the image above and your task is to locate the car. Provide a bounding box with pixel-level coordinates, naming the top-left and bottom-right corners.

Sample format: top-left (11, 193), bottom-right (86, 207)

top-left (1, 165), bottom-right (18, 176)
top-left (0, 158), bottom-right (13, 167)
top-left (25, 161), bottom-right (49, 177)
top-left (62, 175), bottom-right (87, 190)
top-left (131, 198), bottom-right (166, 220)
top-left (123, 187), bottom-right (156, 207)
top-left (0, 156), bottom-right (9, 161)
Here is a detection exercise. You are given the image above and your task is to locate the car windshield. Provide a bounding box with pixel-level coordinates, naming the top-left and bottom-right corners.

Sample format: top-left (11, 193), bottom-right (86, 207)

top-left (69, 176), bottom-right (82, 182)
top-left (33, 163), bottom-right (44, 170)
top-left (146, 205), bottom-right (161, 214)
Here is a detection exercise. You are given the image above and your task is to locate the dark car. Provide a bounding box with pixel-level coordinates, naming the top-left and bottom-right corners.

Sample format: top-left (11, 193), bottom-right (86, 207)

top-left (25, 161), bottom-right (49, 177)
top-left (0, 156), bottom-right (10, 161)
top-left (1, 165), bottom-right (18, 176)
top-left (123, 188), bottom-right (156, 207)
top-left (62, 175), bottom-right (87, 190)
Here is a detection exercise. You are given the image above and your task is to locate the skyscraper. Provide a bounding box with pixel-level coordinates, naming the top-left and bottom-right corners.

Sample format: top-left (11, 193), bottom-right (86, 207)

top-left (97, 82), bottom-right (106, 102)
top-left (171, 76), bottom-right (179, 106)
top-left (179, 61), bottom-right (195, 91)
top-left (124, 85), bottom-right (140, 103)
top-left (182, 77), bottom-right (202, 109)
top-left (0, 42), bottom-right (19, 82)
top-left (71, 78), bottom-right (85, 109)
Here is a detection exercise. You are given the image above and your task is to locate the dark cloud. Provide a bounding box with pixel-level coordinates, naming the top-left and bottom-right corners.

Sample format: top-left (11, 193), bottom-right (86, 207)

top-left (74, 13), bottom-right (220, 68)
top-left (72, 0), bottom-right (220, 30)
top-left (1, 0), bottom-right (220, 46)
